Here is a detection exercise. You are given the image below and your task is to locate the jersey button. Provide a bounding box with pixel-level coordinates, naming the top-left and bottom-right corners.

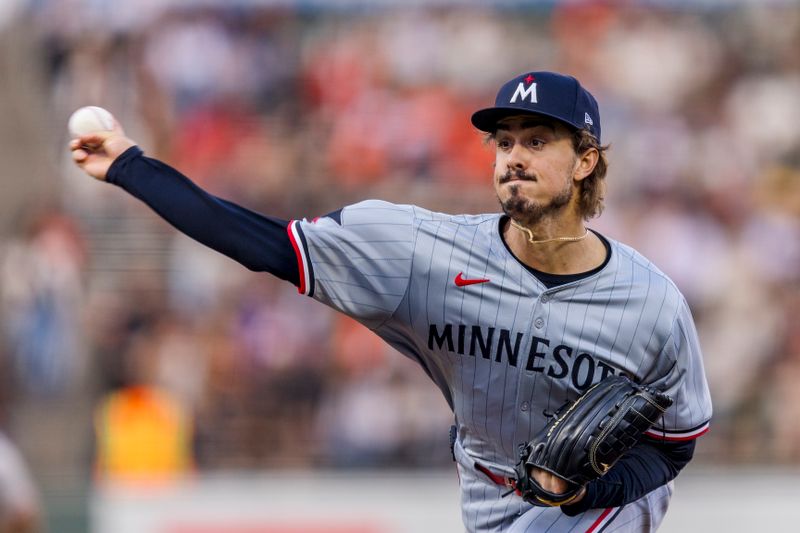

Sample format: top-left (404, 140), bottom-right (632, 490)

top-left (541, 294), bottom-right (550, 303)
top-left (521, 401), bottom-right (530, 412)
top-left (534, 318), bottom-right (544, 329)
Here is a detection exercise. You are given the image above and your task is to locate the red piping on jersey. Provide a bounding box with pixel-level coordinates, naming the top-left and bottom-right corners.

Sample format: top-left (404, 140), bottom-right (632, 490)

top-left (644, 422), bottom-right (710, 442)
top-left (474, 462), bottom-right (520, 496)
top-left (645, 427), bottom-right (710, 441)
top-left (475, 463), bottom-right (506, 486)
top-left (286, 221), bottom-right (306, 295)
top-left (585, 507), bottom-right (614, 533)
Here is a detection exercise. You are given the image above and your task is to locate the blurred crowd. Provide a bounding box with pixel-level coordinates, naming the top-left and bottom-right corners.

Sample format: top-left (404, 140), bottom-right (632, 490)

top-left (1, 1), bottom-right (799, 485)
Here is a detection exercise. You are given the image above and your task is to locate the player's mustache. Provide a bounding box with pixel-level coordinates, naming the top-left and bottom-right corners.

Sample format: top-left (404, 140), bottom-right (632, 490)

top-left (499, 169), bottom-right (537, 184)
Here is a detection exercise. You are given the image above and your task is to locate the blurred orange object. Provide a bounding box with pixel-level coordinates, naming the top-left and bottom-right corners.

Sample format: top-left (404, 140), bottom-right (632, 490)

top-left (94, 385), bottom-right (193, 483)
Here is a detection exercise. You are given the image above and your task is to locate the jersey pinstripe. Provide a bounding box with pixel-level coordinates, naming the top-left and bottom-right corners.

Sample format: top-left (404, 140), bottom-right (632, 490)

top-left (290, 199), bottom-right (712, 532)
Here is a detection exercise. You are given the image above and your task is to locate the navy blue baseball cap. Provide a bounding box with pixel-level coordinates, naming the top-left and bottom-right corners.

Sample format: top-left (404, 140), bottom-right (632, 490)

top-left (471, 71), bottom-right (601, 141)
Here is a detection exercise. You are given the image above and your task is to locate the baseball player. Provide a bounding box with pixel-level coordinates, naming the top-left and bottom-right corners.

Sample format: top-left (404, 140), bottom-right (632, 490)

top-left (71, 71), bottom-right (712, 532)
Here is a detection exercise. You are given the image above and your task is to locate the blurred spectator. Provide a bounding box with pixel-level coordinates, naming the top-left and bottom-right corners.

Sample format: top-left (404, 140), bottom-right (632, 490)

top-left (315, 315), bottom-right (452, 468)
top-left (93, 328), bottom-right (194, 483)
top-left (0, 206), bottom-right (87, 397)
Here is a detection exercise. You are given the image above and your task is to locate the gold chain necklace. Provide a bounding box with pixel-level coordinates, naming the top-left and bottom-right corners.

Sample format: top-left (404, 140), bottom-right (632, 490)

top-left (510, 220), bottom-right (590, 245)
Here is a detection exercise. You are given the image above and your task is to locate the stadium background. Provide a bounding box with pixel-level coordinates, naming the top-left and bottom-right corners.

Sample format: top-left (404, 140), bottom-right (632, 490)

top-left (0, 0), bottom-right (799, 531)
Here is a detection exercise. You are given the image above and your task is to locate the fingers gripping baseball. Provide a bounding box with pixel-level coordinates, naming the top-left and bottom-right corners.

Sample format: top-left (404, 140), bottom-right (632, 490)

top-left (68, 110), bottom-right (136, 181)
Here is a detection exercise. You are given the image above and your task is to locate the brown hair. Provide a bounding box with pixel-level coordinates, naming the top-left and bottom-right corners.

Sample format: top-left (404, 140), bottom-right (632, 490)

top-left (572, 128), bottom-right (609, 220)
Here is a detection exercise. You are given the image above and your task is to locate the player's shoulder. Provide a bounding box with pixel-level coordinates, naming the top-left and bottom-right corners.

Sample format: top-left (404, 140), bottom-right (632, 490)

top-left (342, 199), bottom-right (498, 227)
top-left (606, 236), bottom-right (687, 303)
top-left (338, 199), bottom-right (415, 224)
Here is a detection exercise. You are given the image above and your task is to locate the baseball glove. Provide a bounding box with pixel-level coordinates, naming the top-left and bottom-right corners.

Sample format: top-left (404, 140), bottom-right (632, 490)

top-left (513, 375), bottom-right (673, 507)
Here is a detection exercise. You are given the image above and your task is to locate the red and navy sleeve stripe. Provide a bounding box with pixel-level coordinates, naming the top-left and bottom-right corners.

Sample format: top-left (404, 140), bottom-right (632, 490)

top-left (287, 220), bottom-right (315, 297)
top-left (644, 420), bottom-right (710, 442)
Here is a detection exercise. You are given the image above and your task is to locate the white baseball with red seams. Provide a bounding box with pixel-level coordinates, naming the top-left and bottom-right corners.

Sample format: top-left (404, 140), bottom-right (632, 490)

top-left (68, 106), bottom-right (115, 137)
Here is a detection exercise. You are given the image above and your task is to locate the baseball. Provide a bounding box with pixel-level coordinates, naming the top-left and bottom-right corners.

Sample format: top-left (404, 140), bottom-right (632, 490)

top-left (68, 106), bottom-right (115, 137)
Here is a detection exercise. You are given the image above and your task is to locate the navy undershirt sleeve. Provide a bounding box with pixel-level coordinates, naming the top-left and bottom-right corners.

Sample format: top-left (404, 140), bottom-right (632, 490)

top-left (106, 146), bottom-right (299, 286)
top-left (561, 438), bottom-right (696, 515)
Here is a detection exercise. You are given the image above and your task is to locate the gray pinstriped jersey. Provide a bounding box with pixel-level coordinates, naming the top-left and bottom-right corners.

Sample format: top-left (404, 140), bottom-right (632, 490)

top-left (289, 200), bottom-right (712, 533)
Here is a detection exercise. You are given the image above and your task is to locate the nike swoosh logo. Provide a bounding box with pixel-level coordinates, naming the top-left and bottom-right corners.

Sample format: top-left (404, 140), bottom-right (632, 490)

top-left (454, 272), bottom-right (491, 287)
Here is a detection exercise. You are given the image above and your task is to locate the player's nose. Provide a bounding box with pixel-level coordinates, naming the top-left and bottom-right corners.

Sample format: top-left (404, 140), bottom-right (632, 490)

top-left (506, 144), bottom-right (528, 171)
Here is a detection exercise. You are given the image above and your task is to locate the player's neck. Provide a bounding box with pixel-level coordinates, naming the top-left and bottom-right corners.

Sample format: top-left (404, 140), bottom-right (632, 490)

top-left (502, 216), bottom-right (606, 275)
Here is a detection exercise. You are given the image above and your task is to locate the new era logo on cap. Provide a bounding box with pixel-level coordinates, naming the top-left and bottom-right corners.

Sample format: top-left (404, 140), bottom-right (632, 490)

top-left (471, 71), bottom-right (602, 141)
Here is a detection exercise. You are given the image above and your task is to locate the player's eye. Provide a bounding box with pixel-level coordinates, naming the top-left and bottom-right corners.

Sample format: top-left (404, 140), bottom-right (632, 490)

top-left (528, 138), bottom-right (546, 150)
top-left (497, 139), bottom-right (512, 151)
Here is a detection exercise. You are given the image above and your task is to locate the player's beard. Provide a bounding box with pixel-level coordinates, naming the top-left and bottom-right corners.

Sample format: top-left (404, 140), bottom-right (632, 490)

top-left (498, 170), bottom-right (574, 227)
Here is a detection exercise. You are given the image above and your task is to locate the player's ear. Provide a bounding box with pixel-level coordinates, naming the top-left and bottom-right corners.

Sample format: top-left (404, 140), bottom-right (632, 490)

top-left (573, 147), bottom-right (599, 182)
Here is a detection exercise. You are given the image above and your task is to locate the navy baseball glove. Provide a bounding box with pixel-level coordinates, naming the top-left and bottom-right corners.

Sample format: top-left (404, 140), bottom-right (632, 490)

top-left (514, 375), bottom-right (673, 507)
